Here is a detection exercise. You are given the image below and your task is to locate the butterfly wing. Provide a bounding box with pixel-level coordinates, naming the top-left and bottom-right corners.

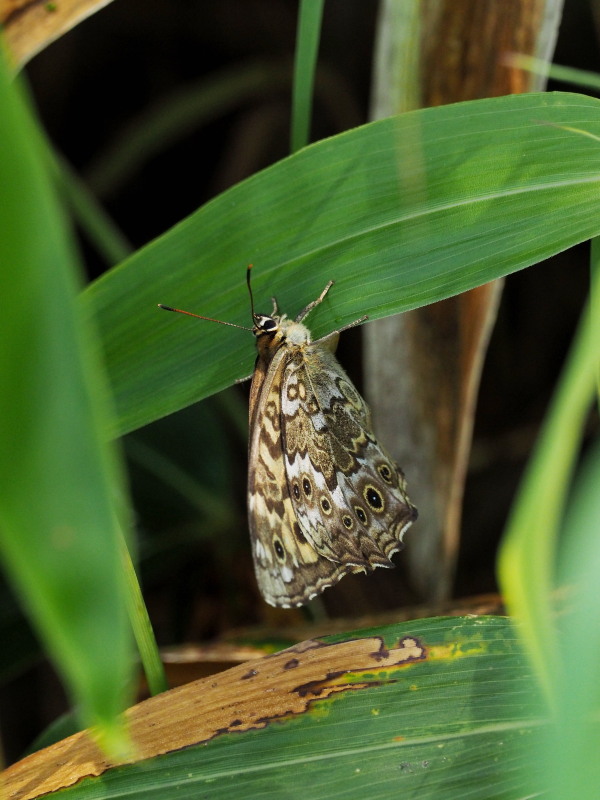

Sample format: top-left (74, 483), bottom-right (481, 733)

top-left (248, 330), bottom-right (417, 608)
top-left (248, 346), bottom-right (349, 607)
top-left (280, 333), bottom-right (417, 581)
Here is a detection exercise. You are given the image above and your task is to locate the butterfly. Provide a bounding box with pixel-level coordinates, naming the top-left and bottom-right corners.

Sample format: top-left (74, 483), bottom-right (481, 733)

top-left (159, 267), bottom-right (417, 607)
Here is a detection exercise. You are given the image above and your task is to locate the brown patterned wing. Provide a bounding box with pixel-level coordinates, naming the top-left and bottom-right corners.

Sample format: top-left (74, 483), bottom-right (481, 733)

top-left (280, 333), bottom-right (417, 584)
top-left (248, 346), bottom-right (349, 607)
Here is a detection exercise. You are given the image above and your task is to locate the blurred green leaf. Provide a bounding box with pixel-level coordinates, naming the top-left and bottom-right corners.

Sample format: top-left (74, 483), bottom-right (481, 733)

top-left (83, 92), bottom-right (600, 437)
top-left (498, 228), bottom-right (600, 706)
top-left (544, 438), bottom-right (600, 799)
top-left (0, 49), bottom-right (133, 749)
top-left (510, 54), bottom-right (600, 92)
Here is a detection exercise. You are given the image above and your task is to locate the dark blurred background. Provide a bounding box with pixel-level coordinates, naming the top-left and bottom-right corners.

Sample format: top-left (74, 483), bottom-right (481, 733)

top-left (1, 0), bottom-right (597, 762)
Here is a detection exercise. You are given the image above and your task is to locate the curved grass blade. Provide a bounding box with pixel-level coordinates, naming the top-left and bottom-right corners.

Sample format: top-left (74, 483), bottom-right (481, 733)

top-left (498, 242), bottom-right (600, 706)
top-left (0, 48), bottom-right (133, 752)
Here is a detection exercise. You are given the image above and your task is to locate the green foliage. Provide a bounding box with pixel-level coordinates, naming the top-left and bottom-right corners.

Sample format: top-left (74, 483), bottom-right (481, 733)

top-left (498, 272), bottom-right (600, 799)
top-left (0, 53), bottom-right (133, 751)
top-left (498, 268), bottom-right (600, 704)
top-left (1, 20), bottom-right (599, 797)
top-left (546, 438), bottom-right (600, 800)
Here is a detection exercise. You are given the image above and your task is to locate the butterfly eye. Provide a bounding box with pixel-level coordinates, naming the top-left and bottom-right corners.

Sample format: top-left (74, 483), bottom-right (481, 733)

top-left (254, 314), bottom-right (278, 333)
top-left (377, 463), bottom-right (393, 484)
top-left (364, 485), bottom-right (385, 513)
top-left (354, 506), bottom-right (367, 524)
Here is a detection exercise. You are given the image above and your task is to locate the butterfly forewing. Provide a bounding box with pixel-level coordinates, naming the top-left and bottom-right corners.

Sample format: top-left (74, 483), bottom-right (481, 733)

top-left (248, 345), bottom-right (341, 607)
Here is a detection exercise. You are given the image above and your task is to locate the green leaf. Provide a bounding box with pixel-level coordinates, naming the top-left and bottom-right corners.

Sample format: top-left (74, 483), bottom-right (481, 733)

top-left (0, 48), bottom-right (133, 749)
top-left (497, 226), bottom-right (600, 708)
top-left (291, 0), bottom-right (325, 151)
top-left (545, 439), bottom-right (600, 799)
top-left (83, 92), bottom-right (600, 437)
top-left (14, 617), bottom-right (548, 799)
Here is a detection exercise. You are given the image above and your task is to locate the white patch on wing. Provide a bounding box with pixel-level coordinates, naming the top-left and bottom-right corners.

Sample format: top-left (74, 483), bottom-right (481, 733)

top-left (330, 485), bottom-right (345, 507)
top-left (307, 410), bottom-right (328, 431)
top-left (281, 565), bottom-right (294, 583)
top-left (281, 372), bottom-right (300, 416)
top-left (255, 539), bottom-right (267, 561)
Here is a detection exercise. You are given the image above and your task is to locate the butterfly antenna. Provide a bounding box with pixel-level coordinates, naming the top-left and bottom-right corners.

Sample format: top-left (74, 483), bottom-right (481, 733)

top-left (158, 304), bottom-right (252, 331)
top-left (246, 263), bottom-right (256, 321)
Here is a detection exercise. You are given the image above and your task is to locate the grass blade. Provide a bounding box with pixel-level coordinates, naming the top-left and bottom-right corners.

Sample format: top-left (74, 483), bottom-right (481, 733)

top-left (0, 49), bottom-right (133, 751)
top-left (291, 0), bottom-right (325, 151)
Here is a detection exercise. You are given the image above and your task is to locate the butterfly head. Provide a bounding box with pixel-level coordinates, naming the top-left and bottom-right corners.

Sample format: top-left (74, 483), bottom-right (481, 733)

top-left (253, 314), bottom-right (279, 336)
top-left (253, 312), bottom-right (284, 358)
top-left (253, 312), bottom-right (313, 361)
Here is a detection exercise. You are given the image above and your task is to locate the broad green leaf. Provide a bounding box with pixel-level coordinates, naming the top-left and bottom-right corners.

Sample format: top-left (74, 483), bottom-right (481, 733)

top-left (0, 48), bottom-right (133, 747)
top-left (5, 616), bottom-right (548, 799)
top-left (83, 92), bottom-right (600, 437)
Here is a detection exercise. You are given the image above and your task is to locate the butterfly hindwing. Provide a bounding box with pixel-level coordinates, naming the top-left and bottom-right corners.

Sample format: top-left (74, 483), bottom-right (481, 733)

top-left (281, 336), bottom-right (416, 574)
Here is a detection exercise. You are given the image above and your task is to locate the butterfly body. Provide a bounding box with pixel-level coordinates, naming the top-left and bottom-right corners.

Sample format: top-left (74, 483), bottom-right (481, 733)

top-left (247, 289), bottom-right (417, 608)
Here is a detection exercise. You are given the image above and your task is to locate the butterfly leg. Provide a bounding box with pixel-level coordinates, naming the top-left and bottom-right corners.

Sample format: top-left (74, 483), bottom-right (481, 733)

top-left (337, 314), bottom-right (368, 334)
top-left (314, 314), bottom-right (369, 349)
top-left (270, 297), bottom-right (279, 316)
top-left (295, 280), bottom-right (334, 322)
